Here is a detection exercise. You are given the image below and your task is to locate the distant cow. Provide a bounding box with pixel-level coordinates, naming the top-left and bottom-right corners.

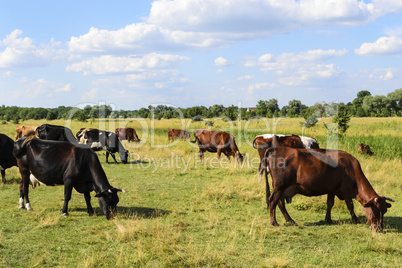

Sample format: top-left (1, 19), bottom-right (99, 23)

top-left (14, 136), bottom-right (124, 219)
top-left (191, 129), bottom-right (243, 163)
top-left (264, 137), bottom-right (393, 231)
top-left (168, 129), bottom-right (190, 141)
top-left (357, 143), bottom-right (373, 156)
top-left (36, 124), bottom-right (77, 143)
top-left (81, 129), bottom-right (128, 164)
top-left (0, 134), bottom-right (17, 183)
top-left (15, 125), bottom-right (37, 140)
top-left (253, 134), bottom-right (319, 182)
top-left (115, 128), bottom-right (140, 143)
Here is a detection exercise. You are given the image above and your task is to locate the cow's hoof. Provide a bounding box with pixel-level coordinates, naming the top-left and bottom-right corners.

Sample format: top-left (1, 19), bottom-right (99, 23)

top-left (26, 203), bottom-right (33, 211)
top-left (61, 213), bottom-right (69, 217)
top-left (19, 206), bottom-right (26, 210)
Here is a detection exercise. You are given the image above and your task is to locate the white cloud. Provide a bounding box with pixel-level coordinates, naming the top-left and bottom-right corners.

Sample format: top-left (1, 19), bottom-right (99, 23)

top-left (214, 57), bottom-right (230, 67)
top-left (20, 77), bottom-right (71, 97)
top-left (56, 83), bottom-right (72, 92)
top-left (66, 1), bottom-right (402, 53)
top-left (355, 36), bottom-right (402, 56)
top-left (237, 75), bottom-right (254, 80)
top-left (247, 82), bottom-right (275, 94)
top-left (82, 88), bottom-right (98, 101)
top-left (66, 53), bottom-right (190, 75)
top-left (0, 30), bottom-right (68, 68)
top-left (246, 49), bottom-right (347, 86)
top-left (368, 69), bottom-right (395, 80)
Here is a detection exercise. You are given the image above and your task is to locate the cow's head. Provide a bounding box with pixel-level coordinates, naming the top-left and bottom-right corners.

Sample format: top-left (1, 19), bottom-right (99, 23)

top-left (363, 196), bottom-right (394, 232)
top-left (95, 187), bottom-right (125, 219)
top-left (119, 150), bottom-right (129, 164)
top-left (235, 152), bottom-right (244, 163)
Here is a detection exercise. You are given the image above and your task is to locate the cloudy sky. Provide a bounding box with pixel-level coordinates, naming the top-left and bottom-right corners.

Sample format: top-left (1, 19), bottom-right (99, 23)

top-left (1, 0), bottom-right (402, 110)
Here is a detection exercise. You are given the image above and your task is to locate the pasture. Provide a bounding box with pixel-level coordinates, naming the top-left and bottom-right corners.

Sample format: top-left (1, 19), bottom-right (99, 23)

top-left (0, 117), bottom-right (401, 267)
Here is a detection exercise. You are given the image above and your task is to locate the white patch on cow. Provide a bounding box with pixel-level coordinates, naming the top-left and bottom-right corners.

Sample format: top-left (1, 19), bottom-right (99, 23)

top-left (25, 202), bottom-right (33, 211)
top-left (108, 132), bottom-right (112, 137)
top-left (91, 142), bottom-right (102, 148)
top-left (99, 132), bottom-right (103, 136)
top-left (79, 136), bottom-right (88, 144)
top-left (300, 136), bottom-right (317, 149)
top-left (257, 134), bottom-right (287, 139)
top-left (19, 197), bottom-right (24, 209)
top-left (30, 174), bottom-right (45, 187)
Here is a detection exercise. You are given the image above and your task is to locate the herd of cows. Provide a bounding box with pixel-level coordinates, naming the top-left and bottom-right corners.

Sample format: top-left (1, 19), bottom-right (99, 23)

top-left (0, 123), bottom-right (394, 231)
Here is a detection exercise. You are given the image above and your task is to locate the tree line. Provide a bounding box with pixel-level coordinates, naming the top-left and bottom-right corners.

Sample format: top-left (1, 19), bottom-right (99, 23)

top-left (1, 89), bottom-right (401, 123)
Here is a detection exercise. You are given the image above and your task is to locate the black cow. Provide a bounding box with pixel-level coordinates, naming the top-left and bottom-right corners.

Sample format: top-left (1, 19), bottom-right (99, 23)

top-left (0, 134), bottom-right (17, 183)
top-left (36, 124), bottom-right (77, 143)
top-left (82, 129), bottom-right (128, 164)
top-left (14, 136), bottom-right (124, 219)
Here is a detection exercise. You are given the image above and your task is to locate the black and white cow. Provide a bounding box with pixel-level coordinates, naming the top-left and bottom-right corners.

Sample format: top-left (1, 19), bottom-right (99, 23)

top-left (14, 136), bottom-right (124, 219)
top-left (80, 129), bottom-right (128, 164)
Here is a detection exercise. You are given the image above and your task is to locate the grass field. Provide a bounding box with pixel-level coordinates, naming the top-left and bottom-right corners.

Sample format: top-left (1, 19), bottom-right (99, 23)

top-left (0, 117), bottom-right (401, 267)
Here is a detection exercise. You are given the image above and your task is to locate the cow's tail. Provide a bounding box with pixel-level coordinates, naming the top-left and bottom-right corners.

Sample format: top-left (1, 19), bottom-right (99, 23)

top-left (252, 136), bottom-right (259, 149)
top-left (190, 134), bottom-right (198, 144)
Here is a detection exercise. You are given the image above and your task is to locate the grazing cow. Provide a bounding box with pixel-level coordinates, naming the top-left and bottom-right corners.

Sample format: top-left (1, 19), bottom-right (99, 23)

top-left (253, 134), bottom-right (320, 185)
top-left (81, 129), bottom-right (128, 164)
top-left (0, 134), bottom-right (17, 183)
top-left (115, 128), bottom-right (140, 143)
top-left (13, 136), bottom-right (124, 219)
top-left (357, 143), bottom-right (373, 156)
top-left (36, 124), bottom-right (77, 143)
top-left (264, 137), bottom-right (393, 231)
top-left (191, 129), bottom-right (243, 163)
top-left (15, 125), bottom-right (37, 140)
top-left (168, 129), bottom-right (190, 141)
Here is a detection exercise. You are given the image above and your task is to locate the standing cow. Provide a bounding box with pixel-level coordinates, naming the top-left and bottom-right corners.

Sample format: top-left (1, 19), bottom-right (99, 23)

top-left (264, 136), bottom-right (393, 231)
top-left (13, 136), bottom-right (124, 219)
top-left (82, 129), bottom-right (128, 164)
top-left (168, 129), bottom-right (190, 141)
top-left (0, 134), bottom-right (17, 183)
top-left (191, 129), bottom-right (243, 163)
top-left (115, 128), bottom-right (140, 143)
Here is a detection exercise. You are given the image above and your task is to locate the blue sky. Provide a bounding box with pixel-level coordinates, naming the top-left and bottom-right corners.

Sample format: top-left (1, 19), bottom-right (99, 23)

top-left (1, 0), bottom-right (402, 110)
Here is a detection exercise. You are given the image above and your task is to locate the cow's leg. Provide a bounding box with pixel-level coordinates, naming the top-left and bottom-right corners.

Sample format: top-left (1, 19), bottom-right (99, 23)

top-left (277, 199), bottom-right (296, 225)
top-left (325, 194), bottom-right (335, 223)
top-left (345, 197), bottom-right (360, 224)
top-left (268, 190), bottom-right (283, 226)
top-left (106, 151), bottom-right (110, 164)
top-left (216, 148), bottom-right (222, 159)
top-left (84, 192), bottom-right (94, 216)
top-left (61, 182), bottom-right (74, 216)
top-left (199, 150), bottom-right (204, 161)
top-left (264, 171), bottom-right (270, 209)
top-left (110, 152), bottom-right (119, 164)
top-left (1, 169), bottom-right (5, 183)
top-left (19, 169), bottom-right (32, 211)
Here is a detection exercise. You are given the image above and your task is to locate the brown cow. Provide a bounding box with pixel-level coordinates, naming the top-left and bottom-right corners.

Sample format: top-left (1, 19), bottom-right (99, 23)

top-left (253, 134), bottom-right (319, 183)
top-left (191, 129), bottom-right (243, 163)
top-left (15, 125), bottom-right (37, 140)
top-left (168, 129), bottom-right (190, 141)
top-left (115, 128), bottom-right (140, 143)
top-left (357, 143), bottom-right (373, 156)
top-left (264, 138), bottom-right (393, 231)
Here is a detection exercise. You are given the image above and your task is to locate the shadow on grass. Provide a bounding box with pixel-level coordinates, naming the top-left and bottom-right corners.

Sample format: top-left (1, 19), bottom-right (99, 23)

top-left (303, 215), bottom-right (402, 233)
top-left (116, 206), bottom-right (171, 219)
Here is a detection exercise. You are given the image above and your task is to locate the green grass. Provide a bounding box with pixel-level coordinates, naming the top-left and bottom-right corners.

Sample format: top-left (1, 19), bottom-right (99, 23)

top-left (0, 117), bottom-right (401, 267)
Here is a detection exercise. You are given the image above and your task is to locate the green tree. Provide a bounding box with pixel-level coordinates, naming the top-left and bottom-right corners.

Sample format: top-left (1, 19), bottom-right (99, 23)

top-left (333, 104), bottom-right (351, 135)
